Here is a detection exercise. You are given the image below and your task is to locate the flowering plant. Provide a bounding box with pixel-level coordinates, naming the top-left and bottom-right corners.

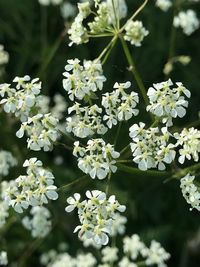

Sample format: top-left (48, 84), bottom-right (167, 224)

top-left (0, 0), bottom-right (200, 266)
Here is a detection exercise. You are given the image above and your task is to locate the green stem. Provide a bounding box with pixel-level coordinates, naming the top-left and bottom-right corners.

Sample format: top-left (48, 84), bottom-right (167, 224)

top-left (172, 163), bottom-right (200, 180)
top-left (119, 35), bottom-right (149, 107)
top-left (97, 35), bottom-right (118, 62)
top-left (120, 144), bottom-right (130, 155)
top-left (58, 175), bottom-right (89, 192)
top-left (106, 172), bottom-right (112, 195)
top-left (117, 163), bottom-right (170, 178)
top-left (102, 36), bottom-right (118, 65)
top-left (114, 122), bottom-right (122, 148)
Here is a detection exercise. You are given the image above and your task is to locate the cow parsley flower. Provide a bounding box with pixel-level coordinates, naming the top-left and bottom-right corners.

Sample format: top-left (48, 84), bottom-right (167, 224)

top-left (60, 2), bottom-right (76, 20)
top-left (129, 123), bottom-right (176, 171)
top-left (102, 81), bottom-right (139, 128)
top-left (147, 79), bottom-right (191, 126)
top-left (38, 0), bottom-right (63, 6)
top-left (124, 20), bottom-right (149, 46)
top-left (0, 251), bottom-right (8, 266)
top-left (0, 150), bottom-right (17, 176)
top-left (73, 139), bottom-right (120, 179)
top-left (123, 234), bottom-right (146, 260)
top-left (0, 202), bottom-right (9, 228)
top-left (111, 213), bottom-right (127, 236)
top-left (68, 3), bottom-right (91, 46)
top-left (4, 158), bottom-right (58, 213)
top-left (156, 0), bottom-right (172, 12)
top-left (22, 206), bottom-right (52, 238)
top-left (0, 45), bottom-right (9, 74)
top-left (174, 127), bottom-right (200, 164)
top-left (16, 113), bottom-right (59, 151)
top-left (173, 10), bottom-right (199, 35)
top-left (107, 0), bottom-right (127, 24)
top-left (0, 76), bottom-right (41, 122)
top-left (65, 190), bottom-right (126, 245)
top-left (142, 240), bottom-right (170, 267)
top-left (63, 59), bottom-right (106, 101)
top-left (0, 182), bottom-right (9, 228)
top-left (180, 173), bottom-right (200, 211)
top-left (102, 246), bottom-right (118, 263)
top-left (66, 103), bottom-right (107, 138)
top-left (119, 257), bottom-right (137, 267)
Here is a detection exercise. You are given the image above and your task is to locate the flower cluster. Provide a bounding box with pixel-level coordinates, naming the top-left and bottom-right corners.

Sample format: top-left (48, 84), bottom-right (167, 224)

top-left (0, 198), bottom-right (9, 228)
top-left (0, 251), bottom-right (8, 266)
top-left (4, 158), bottom-right (58, 213)
top-left (73, 139), bottom-right (120, 179)
top-left (174, 127), bottom-right (200, 164)
top-left (40, 234), bottom-right (170, 267)
top-left (163, 55), bottom-right (191, 76)
top-left (38, 0), bottom-right (63, 6)
top-left (124, 20), bottom-right (149, 47)
top-left (147, 79), bottom-right (191, 126)
top-left (22, 206), bottom-right (52, 238)
top-left (129, 123), bottom-right (175, 171)
top-left (60, 2), bottom-right (76, 21)
top-left (16, 113), bottom-right (59, 151)
top-left (66, 103), bottom-right (107, 138)
top-left (41, 251), bottom-right (96, 267)
top-left (68, 0), bottom-right (127, 46)
top-left (63, 59), bottom-right (106, 101)
top-left (65, 190), bottom-right (126, 245)
top-left (0, 76), bottom-right (61, 151)
top-left (173, 10), bottom-right (199, 35)
top-left (180, 173), bottom-right (200, 211)
top-left (156, 0), bottom-right (172, 12)
top-left (0, 45), bottom-right (9, 73)
top-left (142, 240), bottom-right (171, 267)
top-left (0, 76), bottom-right (41, 122)
top-left (102, 82), bottom-right (139, 128)
top-left (120, 235), bottom-right (170, 267)
top-left (0, 150), bottom-right (17, 177)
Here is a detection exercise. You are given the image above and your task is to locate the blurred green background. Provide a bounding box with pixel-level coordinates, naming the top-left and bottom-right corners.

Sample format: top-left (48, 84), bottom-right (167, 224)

top-left (0, 0), bottom-right (200, 266)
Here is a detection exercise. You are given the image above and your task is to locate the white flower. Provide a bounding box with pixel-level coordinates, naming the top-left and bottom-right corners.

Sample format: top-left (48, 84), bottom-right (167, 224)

top-left (65, 193), bottom-right (81, 212)
top-left (38, 0), bottom-right (63, 6)
top-left (123, 234), bottom-right (146, 260)
top-left (119, 257), bottom-right (137, 267)
top-left (60, 2), bottom-right (76, 20)
top-left (147, 79), bottom-right (191, 126)
top-left (0, 45), bottom-right (9, 72)
top-left (65, 190), bottom-right (126, 246)
top-left (102, 246), bottom-right (118, 263)
top-left (0, 150), bottom-right (17, 176)
top-left (63, 59), bottom-right (106, 101)
top-left (142, 240), bottom-right (170, 267)
top-left (173, 10), bottom-right (199, 35)
top-left (0, 76), bottom-right (42, 122)
top-left (0, 201), bottom-right (9, 228)
top-left (124, 20), bottom-right (149, 46)
top-left (66, 103), bottom-right (107, 138)
top-left (180, 173), bottom-right (200, 211)
top-left (156, 0), bottom-right (172, 12)
top-left (102, 82), bottom-right (139, 128)
top-left (73, 139), bottom-right (120, 179)
top-left (16, 113), bottom-right (60, 151)
top-left (174, 127), bottom-right (200, 164)
top-left (4, 158), bottom-right (58, 213)
top-left (22, 206), bottom-right (52, 238)
top-left (0, 251), bottom-right (8, 266)
top-left (129, 124), bottom-right (176, 171)
top-left (107, 0), bottom-right (127, 24)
